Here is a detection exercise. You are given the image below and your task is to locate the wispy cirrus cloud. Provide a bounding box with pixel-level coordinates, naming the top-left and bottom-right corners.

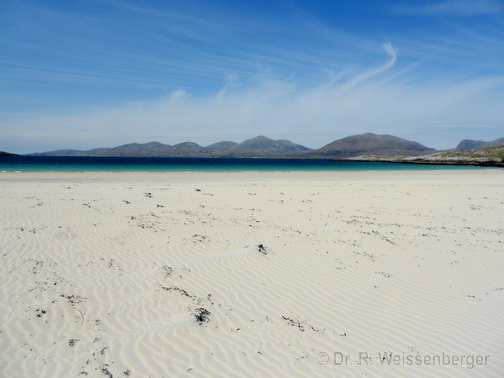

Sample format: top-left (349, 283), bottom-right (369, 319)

top-left (3, 42), bottom-right (503, 154)
top-left (1, 1), bottom-right (503, 154)
top-left (343, 43), bottom-right (398, 89)
top-left (395, 0), bottom-right (503, 17)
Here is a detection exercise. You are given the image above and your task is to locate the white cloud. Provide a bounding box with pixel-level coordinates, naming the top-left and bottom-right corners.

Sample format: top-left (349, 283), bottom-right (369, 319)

top-left (3, 42), bottom-right (503, 153)
top-left (342, 43), bottom-right (398, 89)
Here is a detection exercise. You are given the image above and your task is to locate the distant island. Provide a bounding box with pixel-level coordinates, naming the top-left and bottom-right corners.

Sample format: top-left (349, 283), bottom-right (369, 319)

top-left (19, 133), bottom-right (504, 167)
top-left (30, 135), bottom-right (310, 158)
top-left (29, 133), bottom-right (434, 158)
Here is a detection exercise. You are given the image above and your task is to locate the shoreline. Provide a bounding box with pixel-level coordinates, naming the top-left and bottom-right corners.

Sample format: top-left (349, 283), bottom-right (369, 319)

top-left (0, 168), bottom-right (500, 182)
top-left (340, 157), bottom-right (504, 167)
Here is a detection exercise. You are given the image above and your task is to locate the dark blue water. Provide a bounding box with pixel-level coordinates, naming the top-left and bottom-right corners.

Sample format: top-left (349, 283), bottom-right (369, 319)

top-left (0, 155), bottom-right (487, 172)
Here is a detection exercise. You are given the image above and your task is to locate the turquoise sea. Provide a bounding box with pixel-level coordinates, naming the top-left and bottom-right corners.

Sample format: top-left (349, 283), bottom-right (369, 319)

top-left (0, 155), bottom-right (491, 172)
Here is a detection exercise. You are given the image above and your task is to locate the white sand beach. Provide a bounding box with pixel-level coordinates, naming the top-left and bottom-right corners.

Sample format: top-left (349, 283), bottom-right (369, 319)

top-left (1, 170), bottom-right (503, 377)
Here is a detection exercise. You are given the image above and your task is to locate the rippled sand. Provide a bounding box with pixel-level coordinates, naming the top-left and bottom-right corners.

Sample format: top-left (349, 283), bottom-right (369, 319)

top-left (1, 170), bottom-right (503, 376)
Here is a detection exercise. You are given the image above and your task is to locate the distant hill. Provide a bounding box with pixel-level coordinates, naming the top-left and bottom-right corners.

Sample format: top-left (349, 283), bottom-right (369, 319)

top-left (204, 141), bottom-right (238, 153)
top-left (30, 149), bottom-right (82, 156)
top-left (304, 133), bottom-right (435, 158)
top-left (438, 143), bottom-right (504, 160)
top-left (221, 135), bottom-right (311, 157)
top-left (70, 141), bottom-right (207, 157)
top-left (30, 136), bottom-right (311, 158)
top-left (456, 137), bottom-right (504, 150)
top-left (0, 151), bottom-right (17, 156)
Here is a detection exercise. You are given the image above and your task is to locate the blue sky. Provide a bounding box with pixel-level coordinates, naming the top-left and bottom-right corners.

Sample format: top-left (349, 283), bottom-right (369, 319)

top-left (1, 0), bottom-right (503, 153)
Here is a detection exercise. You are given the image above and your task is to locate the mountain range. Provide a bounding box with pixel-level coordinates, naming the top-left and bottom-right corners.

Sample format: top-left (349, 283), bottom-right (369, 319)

top-left (12, 134), bottom-right (504, 163)
top-left (30, 133), bottom-right (438, 158)
top-left (30, 136), bottom-right (311, 158)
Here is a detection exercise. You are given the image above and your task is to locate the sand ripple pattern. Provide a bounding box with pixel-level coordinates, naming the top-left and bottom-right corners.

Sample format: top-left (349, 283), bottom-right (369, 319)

top-left (0, 171), bottom-right (503, 377)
